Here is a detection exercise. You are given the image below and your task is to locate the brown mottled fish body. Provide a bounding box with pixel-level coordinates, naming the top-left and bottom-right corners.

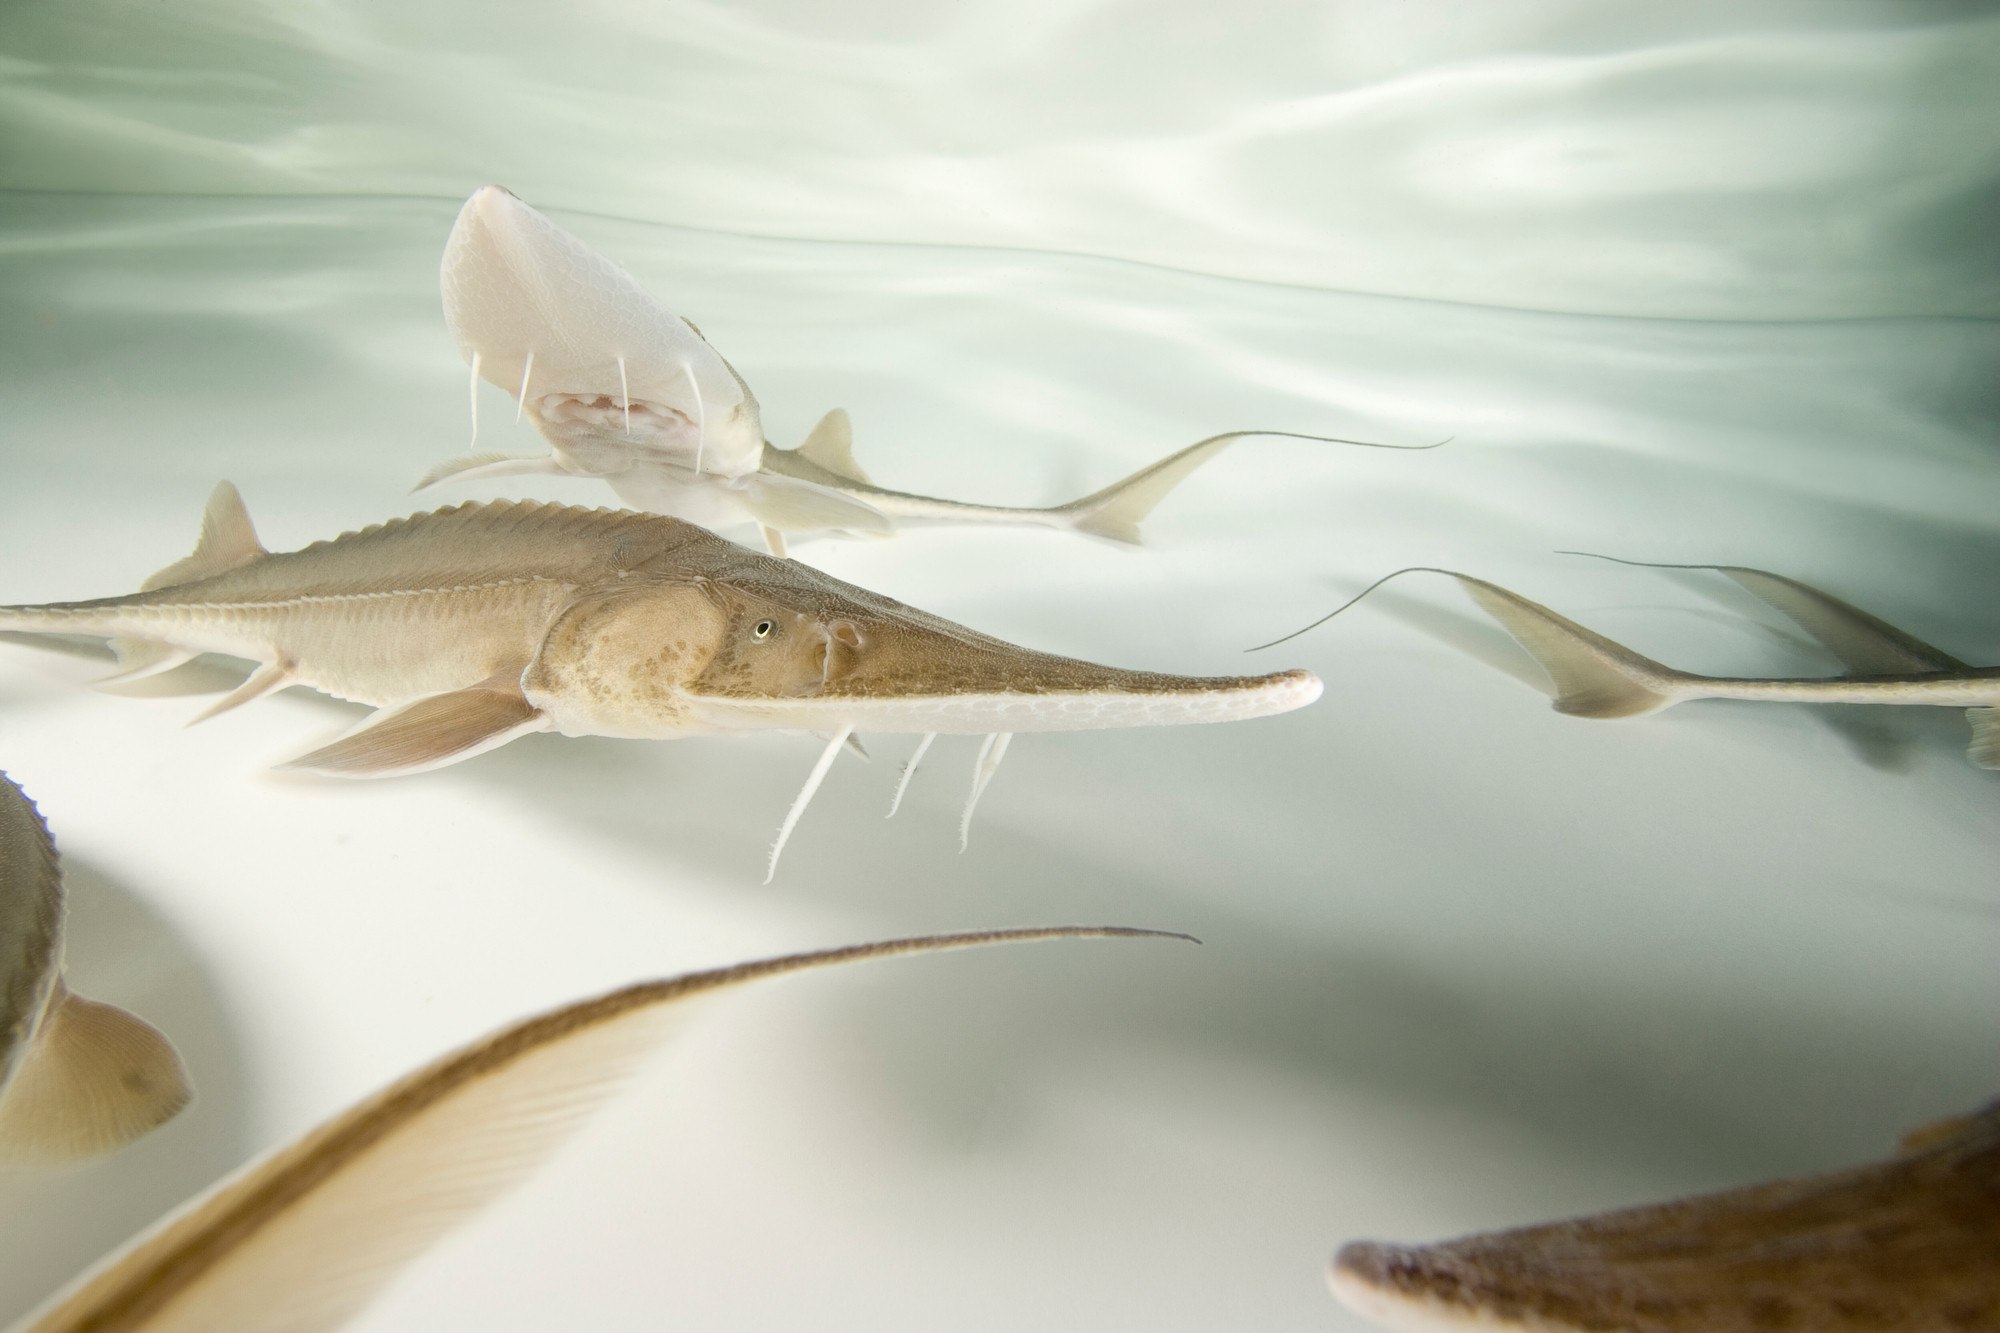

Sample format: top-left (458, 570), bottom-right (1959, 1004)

top-left (0, 489), bottom-right (1316, 862)
top-left (1330, 1100), bottom-right (2000, 1332)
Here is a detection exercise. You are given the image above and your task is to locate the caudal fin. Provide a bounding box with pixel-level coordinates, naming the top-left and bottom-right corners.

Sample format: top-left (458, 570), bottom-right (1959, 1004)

top-left (0, 982), bottom-right (191, 1162)
top-left (1054, 430), bottom-right (1440, 545)
top-left (1560, 554), bottom-right (1968, 675)
top-left (1453, 575), bottom-right (1691, 718)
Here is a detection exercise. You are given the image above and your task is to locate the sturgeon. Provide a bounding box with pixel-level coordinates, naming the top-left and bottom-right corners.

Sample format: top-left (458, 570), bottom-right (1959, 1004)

top-left (422, 185), bottom-right (1436, 556)
top-left (0, 486), bottom-right (1321, 877)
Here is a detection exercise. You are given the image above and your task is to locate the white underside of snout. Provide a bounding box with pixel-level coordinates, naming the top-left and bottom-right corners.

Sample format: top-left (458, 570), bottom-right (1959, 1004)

top-left (683, 670), bottom-right (1322, 735)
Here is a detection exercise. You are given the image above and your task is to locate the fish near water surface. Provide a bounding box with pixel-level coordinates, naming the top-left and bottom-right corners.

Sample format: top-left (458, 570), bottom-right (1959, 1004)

top-left (424, 185), bottom-right (1436, 555)
top-left (1329, 1099), bottom-right (2000, 1332)
top-left (1272, 563), bottom-right (1998, 768)
top-left (0, 486), bottom-right (1321, 877)
top-left (13, 925), bottom-right (1189, 1333)
top-left (0, 773), bottom-right (189, 1163)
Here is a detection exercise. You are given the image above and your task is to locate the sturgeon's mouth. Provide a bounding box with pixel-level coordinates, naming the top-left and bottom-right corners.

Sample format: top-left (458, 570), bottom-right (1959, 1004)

top-left (538, 393), bottom-right (689, 436)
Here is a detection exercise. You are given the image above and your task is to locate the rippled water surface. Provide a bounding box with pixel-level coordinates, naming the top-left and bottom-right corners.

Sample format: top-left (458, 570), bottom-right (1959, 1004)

top-left (1, 4), bottom-right (1996, 1329)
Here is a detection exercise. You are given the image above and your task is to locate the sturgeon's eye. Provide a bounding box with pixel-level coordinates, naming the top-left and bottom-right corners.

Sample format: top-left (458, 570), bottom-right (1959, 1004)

top-left (753, 619), bottom-right (775, 640)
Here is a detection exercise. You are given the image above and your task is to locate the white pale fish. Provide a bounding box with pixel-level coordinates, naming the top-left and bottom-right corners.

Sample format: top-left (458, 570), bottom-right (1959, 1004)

top-left (11, 925), bottom-right (1190, 1333)
top-left (0, 487), bottom-right (1323, 878)
top-left (424, 186), bottom-right (1441, 554)
top-left (0, 774), bottom-right (190, 1164)
top-left (432, 186), bottom-right (890, 547)
top-left (439, 185), bottom-right (765, 481)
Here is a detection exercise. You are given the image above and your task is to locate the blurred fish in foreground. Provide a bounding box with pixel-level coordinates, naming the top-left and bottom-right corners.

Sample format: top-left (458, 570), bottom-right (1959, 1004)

top-left (0, 773), bottom-right (189, 1164)
top-left (1330, 1099), bottom-right (2000, 1332)
top-left (12, 925), bottom-right (1189, 1333)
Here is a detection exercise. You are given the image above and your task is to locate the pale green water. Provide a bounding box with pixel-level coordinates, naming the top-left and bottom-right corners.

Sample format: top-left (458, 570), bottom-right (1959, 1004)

top-left (0, 4), bottom-right (1996, 1330)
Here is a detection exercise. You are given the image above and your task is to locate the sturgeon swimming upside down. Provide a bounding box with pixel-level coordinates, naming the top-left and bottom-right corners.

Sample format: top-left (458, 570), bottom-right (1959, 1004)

top-left (0, 486), bottom-right (1321, 878)
top-left (423, 185), bottom-right (1439, 556)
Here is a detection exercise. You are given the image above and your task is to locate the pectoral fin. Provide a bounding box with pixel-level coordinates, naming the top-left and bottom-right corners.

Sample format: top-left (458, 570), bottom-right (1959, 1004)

top-left (413, 452), bottom-right (562, 492)
top-left (0, 981), bottom-right (191, 1163)
top-left (738, 472), bottom-right (892, 537)
top-left (280, 680), bottom-right (546, 777)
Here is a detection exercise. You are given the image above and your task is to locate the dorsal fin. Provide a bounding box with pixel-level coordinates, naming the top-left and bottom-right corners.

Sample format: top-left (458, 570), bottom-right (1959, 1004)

top-left (142, 482), bottom-right (268, 592)
top-left (796, 409), bottom-right (869, 484)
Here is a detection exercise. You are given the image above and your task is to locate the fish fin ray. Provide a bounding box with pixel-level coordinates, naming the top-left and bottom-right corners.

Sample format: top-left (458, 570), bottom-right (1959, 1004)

top-left (0, 981), bottom-right (190, 1163)
top-left (141, 482), bottom-right (266, 592)
top-left (187, 660), bottom-right (294, 725)
top-left (1054, 429), bottom-right (1428, 545)
top-left (1455, 575), bottom-right (1689, 718)
top-left (413, 452), bottom-right (560, 492)
top-left (96, 640), bottom-right (196, 688)
top-left (738, 473), bottom-right (892, 537)
top-left (280, 679), bottom-right (545, 778)
top-left (795, 409), bottom-right (870, 484)
top-left (1052, 433), bottom-right (1245, 544)
top-left (1717, 567), bottom-right (1968, 674)
top-left (1967, 708), bottom-right (1999, 769)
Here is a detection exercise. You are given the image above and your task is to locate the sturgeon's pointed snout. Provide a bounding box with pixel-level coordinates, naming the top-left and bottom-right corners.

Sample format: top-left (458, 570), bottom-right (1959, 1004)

top-left (686, 607), bottom-right (1324, 735)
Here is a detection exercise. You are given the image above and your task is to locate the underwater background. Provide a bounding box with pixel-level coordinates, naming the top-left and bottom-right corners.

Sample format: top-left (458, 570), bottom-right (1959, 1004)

top-left (0, 1), bottom-right (1995, 1327)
